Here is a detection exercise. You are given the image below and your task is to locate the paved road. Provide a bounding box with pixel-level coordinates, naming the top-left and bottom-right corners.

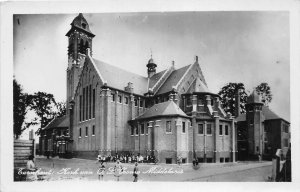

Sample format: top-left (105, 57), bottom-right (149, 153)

top-left (187, 165), bottom-right (272, 181)
top-left (33, 156), bottom-right (272, 182)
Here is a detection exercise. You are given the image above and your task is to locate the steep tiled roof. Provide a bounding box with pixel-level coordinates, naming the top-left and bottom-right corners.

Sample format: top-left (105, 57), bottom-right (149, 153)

top-left (134, 100), bottom-right (188, 120)
top-left (262, 106), bottom-right (282, 120)
top-left (186, 77), bottom-right (216, 95)
top-left (43, 115), bottom-right (69, 130)
top-left (149, 69), bottom-right (166, 89)
top-left (93, 59), bottom-right (148, 95)
top-left (156, 65), bottom-right (191, 95)
top-left (235, 106), bottom-right (288, 123)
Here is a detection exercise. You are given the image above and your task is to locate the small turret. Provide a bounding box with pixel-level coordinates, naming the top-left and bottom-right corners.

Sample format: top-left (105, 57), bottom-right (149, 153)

top-left (146, 56), bottom-right (157, 78)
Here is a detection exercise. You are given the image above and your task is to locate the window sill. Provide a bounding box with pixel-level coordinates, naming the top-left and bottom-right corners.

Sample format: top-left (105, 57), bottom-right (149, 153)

top-left (78, 137), bottom-right (82, 138)
top-left (85, 136), bottom-right (88, 137)
top-left (92, 135), bottom-right (95, 136)
top-left (166, 132), bottom-right (172, 134)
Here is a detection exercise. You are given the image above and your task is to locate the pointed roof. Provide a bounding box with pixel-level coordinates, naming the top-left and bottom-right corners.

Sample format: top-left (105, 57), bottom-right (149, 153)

top-left (134, 100), bottom-right (189, 120)
top-left (156, 65), bottom-right (191, 95)
top-left (186, 77), bottom-right (217, 96)
top-left (235, 106), bottom-right (289, 123)
top-left (93, 59), bottom-right (148, 95)
top-left (66, 13), bottom-right (95, 37)
top-left (43, 115), bottom-right (69, 130)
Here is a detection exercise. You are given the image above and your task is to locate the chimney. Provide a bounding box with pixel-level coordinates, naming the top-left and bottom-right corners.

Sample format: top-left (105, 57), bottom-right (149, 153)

top-left (235, 87), bottom-right (241, 117)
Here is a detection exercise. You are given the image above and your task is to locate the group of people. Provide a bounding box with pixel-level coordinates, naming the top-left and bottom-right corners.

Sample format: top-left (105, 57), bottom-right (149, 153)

top-left (97, 159), bottom-right (139, 182)
top-left (96, 153), bottom-right (158, 164)
top-left (96, 154), bottom-right (144, 182)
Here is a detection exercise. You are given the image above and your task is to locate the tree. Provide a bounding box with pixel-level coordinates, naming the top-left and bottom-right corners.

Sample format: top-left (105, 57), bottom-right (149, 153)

top-left (13, 79), bottom-right (31, 139)
top-left (28, 92), bottom-right (57, 132)
top-left (56, 101), bottom-right (67, 118)
top-left (255, 82), bottom-right (272, 106)
top-left (218, 83), bottom-right (248, 116)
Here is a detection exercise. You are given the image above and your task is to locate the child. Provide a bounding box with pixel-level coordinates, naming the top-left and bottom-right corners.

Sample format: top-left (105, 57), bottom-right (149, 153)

top-left (133, 162), bottom-right (139, 182)
top-left (114, 160), bottom-right (123, 181)
top-left (98, 161), bottom-right (105, 181)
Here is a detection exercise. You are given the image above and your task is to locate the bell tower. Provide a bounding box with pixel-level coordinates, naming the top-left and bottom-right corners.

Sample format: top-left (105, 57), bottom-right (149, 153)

top-left (246, 90), bottom-right (264, 158)
top-left (65, 13), bottom-right (95, 114)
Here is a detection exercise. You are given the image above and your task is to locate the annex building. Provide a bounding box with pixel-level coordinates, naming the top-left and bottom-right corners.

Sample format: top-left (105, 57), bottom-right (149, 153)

top-left (39, 13), bottom-right (239, 163)
top-left (236, 91), bottom-right (290, 161)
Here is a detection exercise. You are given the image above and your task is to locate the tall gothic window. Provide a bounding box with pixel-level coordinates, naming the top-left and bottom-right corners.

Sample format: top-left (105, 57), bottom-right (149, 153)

top-left (166, 121), bottom-right (171, 133)
top-left (89, 85), bottom-right (92, 119)
top-left (83, 88), bottom-right (85, 121)
top-left (86, 86), bottom-right (88, 120)
top-left (79, 95), bottom-right (82, 121)
top-left (92, 89), bottom-right (95, 118)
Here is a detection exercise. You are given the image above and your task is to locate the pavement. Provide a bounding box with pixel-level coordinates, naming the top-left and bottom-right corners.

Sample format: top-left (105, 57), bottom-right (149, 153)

top-left (32, 156), bottom-right (272, 182)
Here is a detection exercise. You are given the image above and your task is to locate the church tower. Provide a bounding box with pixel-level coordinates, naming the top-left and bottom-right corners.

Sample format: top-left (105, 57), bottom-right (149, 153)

top-left (245, 90), bottom-right (264, 158)
top-left (65, 13), bottom-right (95, 114)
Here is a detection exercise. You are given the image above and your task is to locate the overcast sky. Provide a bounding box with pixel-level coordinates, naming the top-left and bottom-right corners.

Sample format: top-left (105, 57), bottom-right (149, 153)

top-left (13, 12), bottom-right (290, 121)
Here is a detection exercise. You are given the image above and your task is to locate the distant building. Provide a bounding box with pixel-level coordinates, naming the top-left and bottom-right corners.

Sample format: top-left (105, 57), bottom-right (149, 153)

top-left (39, 116), bottom-right (71, 157)
top-left (40, 13), bottom-right (237, 163)
top-left (236, 91), bottom-right (290, 160)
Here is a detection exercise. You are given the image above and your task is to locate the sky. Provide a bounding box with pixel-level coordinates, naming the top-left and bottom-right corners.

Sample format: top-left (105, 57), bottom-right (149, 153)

top-left (13, 12), bottom-right (290, 128)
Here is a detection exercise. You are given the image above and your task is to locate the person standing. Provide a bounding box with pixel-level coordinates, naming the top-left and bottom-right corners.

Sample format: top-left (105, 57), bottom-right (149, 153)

top-left (98, 161), bottom-right (105, 181)
top-left (114, 160), bottom-right (123, 181)
top-left (133, 162), bottom-right (139, 182)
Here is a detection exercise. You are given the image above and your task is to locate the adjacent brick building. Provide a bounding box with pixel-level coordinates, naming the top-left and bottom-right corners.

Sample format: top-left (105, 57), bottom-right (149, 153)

top-left (40, 13), bottom-right (237, 163)
top-left (236, 91), bottom-right (290, 160)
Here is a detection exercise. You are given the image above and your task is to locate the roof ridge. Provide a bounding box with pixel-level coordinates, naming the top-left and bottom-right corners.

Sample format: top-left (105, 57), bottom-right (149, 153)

top-left (174, 63), bottom-right (194, 90)
top-left (42, 116), bottom-right (57, 130)
top-left (93, 58), bottom-right (147, 80)
top-left (152, 66), bottom-right (174, 94)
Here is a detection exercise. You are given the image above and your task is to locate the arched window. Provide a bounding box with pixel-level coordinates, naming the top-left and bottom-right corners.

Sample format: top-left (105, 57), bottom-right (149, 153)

top-left (79, 39), bottom-right (84, 54)
top-left (85, 41), bottom-right (90, 52)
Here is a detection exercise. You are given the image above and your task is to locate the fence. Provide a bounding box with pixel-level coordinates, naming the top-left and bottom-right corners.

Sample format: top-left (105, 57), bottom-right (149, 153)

top-left (14, 139), bottom-right (35, 168)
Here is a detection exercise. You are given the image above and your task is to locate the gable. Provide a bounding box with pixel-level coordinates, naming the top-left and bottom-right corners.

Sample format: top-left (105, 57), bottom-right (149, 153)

top-left (186, 77), bottom-right (211, 94)
top-left (155, 64), bottom-right (191, 95)
top-left (74, 56), bottom-right (101, 98)
top-left (176, 62), bottom-right (209, 95)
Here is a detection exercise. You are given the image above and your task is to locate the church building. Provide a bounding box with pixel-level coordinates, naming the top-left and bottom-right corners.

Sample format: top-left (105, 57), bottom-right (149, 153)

top-left (40, 13), bottom-right (237, 164)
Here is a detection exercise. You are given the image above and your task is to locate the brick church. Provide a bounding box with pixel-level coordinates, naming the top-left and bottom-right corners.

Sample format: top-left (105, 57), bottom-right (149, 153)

top-left (39, 13), bottom-right (239, 163)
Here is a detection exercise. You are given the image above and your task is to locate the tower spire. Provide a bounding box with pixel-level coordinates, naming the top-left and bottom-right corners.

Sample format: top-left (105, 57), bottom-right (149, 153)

top-left (146, 49), bottom-right (157, 78)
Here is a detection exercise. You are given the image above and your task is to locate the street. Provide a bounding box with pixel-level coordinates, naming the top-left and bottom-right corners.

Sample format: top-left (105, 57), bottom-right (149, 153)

top-left (30, 156), bottom-right (272, 182)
